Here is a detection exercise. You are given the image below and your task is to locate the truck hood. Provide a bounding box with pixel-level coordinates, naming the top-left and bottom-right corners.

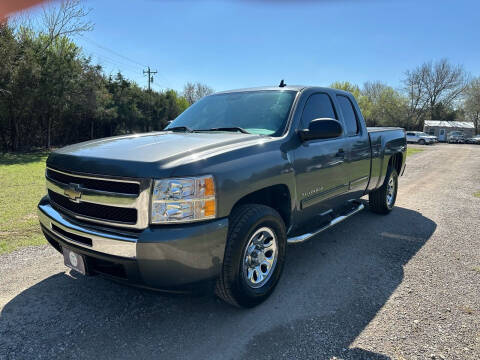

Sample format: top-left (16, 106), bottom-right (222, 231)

top-left (47, 132), bottom-right (264, 178)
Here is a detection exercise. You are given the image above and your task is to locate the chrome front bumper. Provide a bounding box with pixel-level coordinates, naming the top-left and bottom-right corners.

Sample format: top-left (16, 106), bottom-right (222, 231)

top-left (38, 197), bottom-right (229, 289)
top-left (38, 203), bottom-right (137, 258)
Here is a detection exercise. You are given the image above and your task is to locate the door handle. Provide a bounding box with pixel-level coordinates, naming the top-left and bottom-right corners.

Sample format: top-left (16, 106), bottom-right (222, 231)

top-left (336, 148), bottom-right (345, 158)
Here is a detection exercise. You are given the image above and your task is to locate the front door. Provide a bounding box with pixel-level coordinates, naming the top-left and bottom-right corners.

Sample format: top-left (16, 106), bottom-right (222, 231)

top-left (439, 129), bottom-right (446, 142)
top-left (292, 93), bottom-right (349, 227)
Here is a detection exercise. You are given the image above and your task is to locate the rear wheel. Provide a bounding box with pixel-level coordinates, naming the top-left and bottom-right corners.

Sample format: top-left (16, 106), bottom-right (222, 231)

top-left (369, 167), bottom-right (398, 214)
top-left (215, 204), bottom-right (286, 308)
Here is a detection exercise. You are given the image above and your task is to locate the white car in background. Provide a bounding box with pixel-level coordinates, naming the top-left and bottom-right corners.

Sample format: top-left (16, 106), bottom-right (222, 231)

top-left (406, 131), bottom-right (436, 145)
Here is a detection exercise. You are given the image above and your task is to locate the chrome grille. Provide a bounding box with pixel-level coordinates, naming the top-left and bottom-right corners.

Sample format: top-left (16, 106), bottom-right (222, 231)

top-left (46, 168), bottom-right (140, 195)
top-left (46, 167), bottom-right (151, 229)
top-left (48, 190), bottom-right (138, 224)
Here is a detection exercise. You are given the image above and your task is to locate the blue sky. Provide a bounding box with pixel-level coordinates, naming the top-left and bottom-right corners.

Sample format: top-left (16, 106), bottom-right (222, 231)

top-left (43, 0), bottom-right (480, 92)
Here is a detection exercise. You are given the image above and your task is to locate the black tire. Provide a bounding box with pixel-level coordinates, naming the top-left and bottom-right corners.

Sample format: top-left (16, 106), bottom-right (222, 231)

top-left (215, 204), bottom-right (287, 308)
top-left (369, 167), bottom-right (398, 214)
top-left (418, 139), bottom-right (426, 145)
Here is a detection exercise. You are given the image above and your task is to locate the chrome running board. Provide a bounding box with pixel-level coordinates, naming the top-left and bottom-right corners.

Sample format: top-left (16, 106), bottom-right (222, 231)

top-left (287, 202), bottom-right (365, 244)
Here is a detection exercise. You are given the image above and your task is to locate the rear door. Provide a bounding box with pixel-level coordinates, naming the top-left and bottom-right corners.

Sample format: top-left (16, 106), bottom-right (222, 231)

top-left (335, 94), bottom-right (371, 199)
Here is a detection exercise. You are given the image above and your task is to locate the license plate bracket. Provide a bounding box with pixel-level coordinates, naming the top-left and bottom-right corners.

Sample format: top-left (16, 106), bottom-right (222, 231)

top-left (63, 248), bottom-right (87, 275)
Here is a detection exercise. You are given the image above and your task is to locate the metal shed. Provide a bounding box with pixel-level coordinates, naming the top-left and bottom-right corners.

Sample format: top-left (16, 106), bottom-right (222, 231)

top-left (423, 120), bottom-right (475, 142)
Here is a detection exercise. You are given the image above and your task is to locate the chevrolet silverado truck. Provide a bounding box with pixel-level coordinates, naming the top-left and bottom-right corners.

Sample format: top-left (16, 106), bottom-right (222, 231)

top-left (38, 85), bottom-right (406, 308)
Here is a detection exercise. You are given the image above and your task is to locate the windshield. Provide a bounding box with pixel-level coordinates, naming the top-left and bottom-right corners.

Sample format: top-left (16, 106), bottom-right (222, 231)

top-left (167, 90), bottom-right (297, 136)
top-left (419, 132), bottom-right (429, 136)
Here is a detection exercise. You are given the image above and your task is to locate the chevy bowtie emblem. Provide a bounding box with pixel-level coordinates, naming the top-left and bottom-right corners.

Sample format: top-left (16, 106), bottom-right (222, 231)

top-left (64, 183), bottom-right (82, 202)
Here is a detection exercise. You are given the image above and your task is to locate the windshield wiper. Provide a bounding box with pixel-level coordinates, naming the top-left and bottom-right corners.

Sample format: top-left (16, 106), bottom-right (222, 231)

top-left (166, 126), bottom-right (193, 133)
top-left (197, 127), bottom-right (250, 134)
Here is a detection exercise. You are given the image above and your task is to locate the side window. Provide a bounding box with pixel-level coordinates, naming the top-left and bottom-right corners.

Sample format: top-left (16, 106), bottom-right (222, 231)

top-left (406, 132), bottom-right (414, 136)
top-left (336, 95), bottom-right (359, 136)
top-left (300, 93), bottom-right (336, 129)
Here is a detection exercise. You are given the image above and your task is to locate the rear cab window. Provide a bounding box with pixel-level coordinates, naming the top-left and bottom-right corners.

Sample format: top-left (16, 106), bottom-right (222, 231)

top-left (336, 95), bottom-right (360, 136)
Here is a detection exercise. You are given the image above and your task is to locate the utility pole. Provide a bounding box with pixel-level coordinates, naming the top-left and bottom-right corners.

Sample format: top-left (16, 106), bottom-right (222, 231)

top-left (143, 66), bottom-right (157, 91)
top-left (143, 66), bottom-right (157, 132)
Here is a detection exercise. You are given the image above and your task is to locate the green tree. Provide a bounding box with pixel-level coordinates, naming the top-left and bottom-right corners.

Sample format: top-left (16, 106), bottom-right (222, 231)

top-left (361, 82), bottom-right (408, 128)
top-left (330, 81), bottom-right (361, 98)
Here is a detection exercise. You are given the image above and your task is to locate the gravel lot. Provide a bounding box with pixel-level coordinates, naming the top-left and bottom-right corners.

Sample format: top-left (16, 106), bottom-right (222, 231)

top-left (1, 143), bottom-right (479, 360)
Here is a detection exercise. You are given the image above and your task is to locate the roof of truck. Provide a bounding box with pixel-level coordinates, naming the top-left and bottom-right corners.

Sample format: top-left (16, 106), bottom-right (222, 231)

top-left (215, 86), bottom-right (305, 94)
top-left (215, 86), bottom-right (352, 96)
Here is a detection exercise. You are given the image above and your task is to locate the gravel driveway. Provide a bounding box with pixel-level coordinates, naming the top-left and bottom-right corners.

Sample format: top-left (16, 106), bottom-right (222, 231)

top-left (1, 143), bottom-right (479, 360)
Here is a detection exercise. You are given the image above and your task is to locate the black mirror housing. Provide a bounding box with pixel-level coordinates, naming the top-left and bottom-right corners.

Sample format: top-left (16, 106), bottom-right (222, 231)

top-left (298, 118), bottom-right (343, 141)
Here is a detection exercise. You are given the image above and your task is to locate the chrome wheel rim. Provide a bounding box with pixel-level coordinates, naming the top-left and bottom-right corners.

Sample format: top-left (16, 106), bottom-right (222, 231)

top-left (386, 175), bottom-right (396, 208)
top-left (242, 227), bottom-right (278, 289)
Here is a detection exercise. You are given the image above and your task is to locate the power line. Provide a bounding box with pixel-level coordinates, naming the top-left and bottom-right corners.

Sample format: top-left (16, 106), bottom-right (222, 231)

top-left (82, 46), bottom-right (145, 73)
top-left (78, 35), bottom-right (175, 90)
top-left (79, 34), bottom-right (148, 69)
top-left (77, 36), bottom-right (177, 91)
top-left (93, 54), bottom-right (142, 73)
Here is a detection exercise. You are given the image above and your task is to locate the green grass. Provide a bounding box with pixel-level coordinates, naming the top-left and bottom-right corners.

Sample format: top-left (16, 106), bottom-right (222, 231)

top-left (406, 147), bottom-right (424, 156)
top-left (0, 152), bottom-right (49, 254)
top-left (474, 191), bottom-right (480, 198)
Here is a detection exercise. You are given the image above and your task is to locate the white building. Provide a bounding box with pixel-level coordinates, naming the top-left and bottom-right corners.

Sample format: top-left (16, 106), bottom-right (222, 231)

top-left (423, 120), bottom-right (475, 142)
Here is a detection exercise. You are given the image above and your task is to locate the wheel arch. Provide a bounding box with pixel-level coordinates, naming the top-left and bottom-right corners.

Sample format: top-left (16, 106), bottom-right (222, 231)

top-left (229, 184), bottom-right (292, 230)
top-left (388, 152), bottom-right (403, 175)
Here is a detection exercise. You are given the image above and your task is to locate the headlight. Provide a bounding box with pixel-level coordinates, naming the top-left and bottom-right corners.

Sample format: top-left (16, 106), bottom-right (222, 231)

top-left (151, 176), bottom-right (216, 223)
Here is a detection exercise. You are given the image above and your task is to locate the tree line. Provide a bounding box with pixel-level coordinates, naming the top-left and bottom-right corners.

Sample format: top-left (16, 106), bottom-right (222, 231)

top-left (0, 23), bottom-right (194, 152)
top-left (0, 1), bottom-right (215, 152)
top-left (1, 0), bottom-right (479, 152)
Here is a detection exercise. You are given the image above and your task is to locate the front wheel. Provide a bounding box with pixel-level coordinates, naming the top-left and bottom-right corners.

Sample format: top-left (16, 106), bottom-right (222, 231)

top-left (369, 167), bottom-right (398, 214)
top-left (215, 204), bottom-right (286, 308)
top-left (418, 139), bottom-right (426, 145)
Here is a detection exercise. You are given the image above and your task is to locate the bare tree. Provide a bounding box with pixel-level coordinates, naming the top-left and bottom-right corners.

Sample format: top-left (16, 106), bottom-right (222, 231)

top-left (464, 77), bottom-right (480, 134)
top-left (41, 0), bottom-right (93, 49)
top-left (363, 81), bottom-right (388, 102)
top-left (403, 59), bottom-right (468, 125)
top-left (183, 82), bottom-right (214, 105)
top-left (403, 70), bottom-right (428, 128)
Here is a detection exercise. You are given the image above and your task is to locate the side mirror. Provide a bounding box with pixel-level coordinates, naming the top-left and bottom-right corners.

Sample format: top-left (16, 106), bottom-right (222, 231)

top-left (298, 118), bottom-right (343, 141)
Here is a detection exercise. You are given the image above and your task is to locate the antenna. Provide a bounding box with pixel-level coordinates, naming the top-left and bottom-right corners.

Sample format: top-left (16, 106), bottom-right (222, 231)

top-left (279, 79), bottom-right (286, 88)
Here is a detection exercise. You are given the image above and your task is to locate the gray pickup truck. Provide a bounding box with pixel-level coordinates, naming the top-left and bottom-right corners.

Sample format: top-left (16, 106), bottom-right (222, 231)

top-left (38, 85), bottom-right (406, 307)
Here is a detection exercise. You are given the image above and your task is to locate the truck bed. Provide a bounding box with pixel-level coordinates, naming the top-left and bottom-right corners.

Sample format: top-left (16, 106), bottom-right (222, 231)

top-left (367, 127), bottom-right (406, 192)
